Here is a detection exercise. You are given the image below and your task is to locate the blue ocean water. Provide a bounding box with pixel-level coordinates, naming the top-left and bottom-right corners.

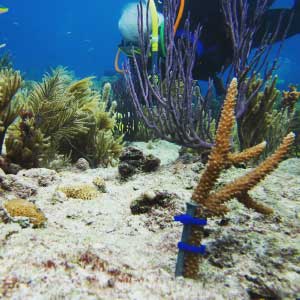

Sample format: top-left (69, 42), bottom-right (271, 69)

top-left (1, 0), bottom-right (299, 87)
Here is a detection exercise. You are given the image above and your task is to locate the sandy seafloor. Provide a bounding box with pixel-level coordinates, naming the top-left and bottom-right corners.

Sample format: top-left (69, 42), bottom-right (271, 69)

top-left (0, 140), bottom-right (299, 300)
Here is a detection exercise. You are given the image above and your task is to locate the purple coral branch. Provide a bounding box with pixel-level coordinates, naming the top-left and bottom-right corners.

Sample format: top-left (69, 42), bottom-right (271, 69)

top-left (124, 0), bottom-right (213, 149)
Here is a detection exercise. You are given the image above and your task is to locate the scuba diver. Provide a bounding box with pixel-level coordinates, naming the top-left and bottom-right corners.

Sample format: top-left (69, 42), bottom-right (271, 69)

top-left (116, 0), bottom-right (300, 81)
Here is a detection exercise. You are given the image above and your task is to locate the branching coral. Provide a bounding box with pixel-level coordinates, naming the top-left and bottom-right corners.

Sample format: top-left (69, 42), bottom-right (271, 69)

top-left (182, 78), bottom-right (294, 278)
top-left (237, 76), bottom-right (280, 150)
top-left (236, 76), bottom-right (297, 159)
top-left (5, 70), bottom-right (123, 169)
top-left (61, 82), bottom-right (123, 167)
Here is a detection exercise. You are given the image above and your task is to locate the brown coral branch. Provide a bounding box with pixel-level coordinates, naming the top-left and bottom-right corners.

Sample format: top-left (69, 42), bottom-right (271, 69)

top-left (208, 132), bottom-right (295, 210)
top-left (236, 192), bottom-right (273, 215)
top-left (227, 141), bottom-right (266, 165)
top-left (192, 78), bottom-right (238, 205)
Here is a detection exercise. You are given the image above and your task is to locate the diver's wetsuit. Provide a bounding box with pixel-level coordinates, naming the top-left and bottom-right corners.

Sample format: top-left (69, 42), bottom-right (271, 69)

top-left (172, 0), bottom-right (300, 80)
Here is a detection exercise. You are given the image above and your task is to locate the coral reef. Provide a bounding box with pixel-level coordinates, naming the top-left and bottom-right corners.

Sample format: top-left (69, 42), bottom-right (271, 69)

top-left (5, 70), bottom-right (123, 169)
top-left (0, 143), bottom-right (299, 299)
top-left (111, 77), bottom-right (154, 142)
top-left (1, 198), bottom-right (46, 228)
top-left (237, 77), bottom-right (279, 149)
top-left (181, 78), bottom-right (294, 278)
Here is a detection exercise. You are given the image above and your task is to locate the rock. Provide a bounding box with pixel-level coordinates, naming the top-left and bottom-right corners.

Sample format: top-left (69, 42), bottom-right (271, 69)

top-left (119, 147), bottom-right (144, 162)
top-left (142, 155), bottom-right (161, 172)
top-left (0, 198), bottom-right (47, 228)
top-left (130, 190), bottom-right (174, 215)
top-left (118, 162), bottom-right (137, 178)
top-left (93, 177), bottom-right (107, 193)
top-left (7, 163), bottom-right (22, 175)
top-left (0, 167), bottom-right (6, 182)
top-left (18, 168), bottom-right (58, 187)
top-left (75, 158), bottom-right (90, 171)
top-left (1, 175), bottom-right (37, 198)
top-left (118, 147), bottom-right (161, 179)
top-left (0, 156), bottom-right (22, 174)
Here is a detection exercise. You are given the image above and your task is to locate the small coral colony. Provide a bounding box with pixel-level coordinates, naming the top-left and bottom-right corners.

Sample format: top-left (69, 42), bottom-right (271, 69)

top-left (0, 0), bottom-right (299, 278)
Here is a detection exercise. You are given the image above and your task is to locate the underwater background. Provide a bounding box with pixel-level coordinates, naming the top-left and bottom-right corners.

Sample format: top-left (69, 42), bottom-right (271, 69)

top-left (0, 1), bottom-right (300, 299)
top-left (1, 0), bottom-right (299, 88)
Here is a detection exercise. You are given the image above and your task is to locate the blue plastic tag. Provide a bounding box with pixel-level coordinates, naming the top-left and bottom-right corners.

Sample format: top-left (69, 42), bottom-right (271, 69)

top-left (177, 242), bottom-right (206, 254)
top-left (174, 214), bottom-right (207, 226)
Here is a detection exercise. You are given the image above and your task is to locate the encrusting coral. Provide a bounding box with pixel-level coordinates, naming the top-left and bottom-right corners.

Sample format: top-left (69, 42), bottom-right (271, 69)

top-left (182, 78), bottom-right (295, 279)
top-left (1, 198), bottom-right (46, 228)
top-left (59, 184), bottom-right (99, 200)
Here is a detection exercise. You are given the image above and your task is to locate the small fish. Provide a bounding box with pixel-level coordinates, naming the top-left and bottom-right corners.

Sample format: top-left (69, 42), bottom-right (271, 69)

top-left (0, 7), bottom-right (8, 14)
top-left (0, 43), bottom-right (6, 49)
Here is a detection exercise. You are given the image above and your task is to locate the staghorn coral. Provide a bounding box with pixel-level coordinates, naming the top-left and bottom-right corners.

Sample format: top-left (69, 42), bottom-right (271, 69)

top-left (182, 78), bottom-right (294, 279)
top-left (59, 184), bottom-right (99, 200)
top-left (0, 69), bottom-right (23, 154)
top-left (1, 198), bottom-right (46, 228)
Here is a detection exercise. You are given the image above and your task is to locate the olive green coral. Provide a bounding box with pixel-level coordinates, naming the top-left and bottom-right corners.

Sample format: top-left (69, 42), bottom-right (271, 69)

top-left (237, 76), bottom-right (297, 158)
top-left (0, 68), bottom-right (23, 154)
top-left (237, 76), bottom-right (280, 150)
top-left (5, 110), bottom-right (50, 168)
top-left (5, 70), bottom-right (123, 169)
top-left (61, 82), bottom-right (123, 167)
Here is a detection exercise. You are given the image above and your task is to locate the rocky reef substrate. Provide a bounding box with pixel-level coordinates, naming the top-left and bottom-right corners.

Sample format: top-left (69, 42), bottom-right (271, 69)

top-left (0, 140), bottom-right (299, 299)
